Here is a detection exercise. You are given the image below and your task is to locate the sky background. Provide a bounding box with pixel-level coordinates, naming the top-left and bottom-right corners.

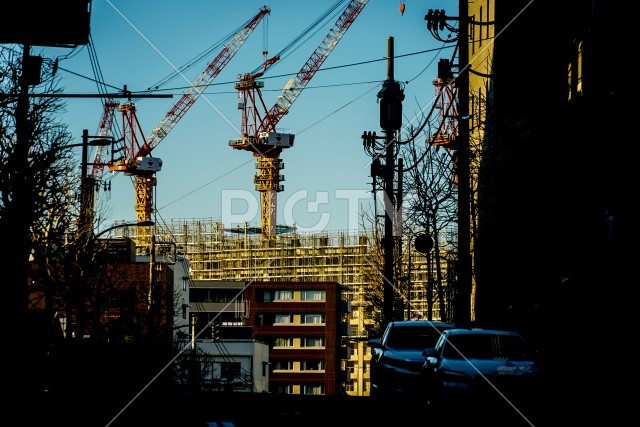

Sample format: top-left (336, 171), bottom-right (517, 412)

top-left (35, 0), bottom-right (456, 234)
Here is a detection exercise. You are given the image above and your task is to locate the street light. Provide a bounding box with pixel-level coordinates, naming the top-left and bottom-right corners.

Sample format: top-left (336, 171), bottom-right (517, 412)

top-left (73, 130), bottom-right (115, 242)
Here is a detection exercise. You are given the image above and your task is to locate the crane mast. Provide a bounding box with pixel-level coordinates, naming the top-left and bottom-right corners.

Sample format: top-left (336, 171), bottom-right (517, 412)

top-left (230, 0), bottom-right (369, 239)
top-left (106, 6), bottom-right (270, 240)
top-left (90, 98), bottom-right (120, 182)
top-left (428, 58), bottom-right (459, 184)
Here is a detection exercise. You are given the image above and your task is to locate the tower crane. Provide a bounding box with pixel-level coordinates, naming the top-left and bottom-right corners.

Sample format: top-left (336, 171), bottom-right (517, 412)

top-left (428, 58), bottom-right (459, 184)
top-left (229, 0), bottom-right (369, 239)
top-left (90, 98), bottom-right (120, 186)
top-left (96, 6), bottom-right (270, 240)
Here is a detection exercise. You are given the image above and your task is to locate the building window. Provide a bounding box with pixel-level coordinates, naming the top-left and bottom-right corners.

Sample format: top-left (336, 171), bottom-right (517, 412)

top-left (274, 384), bottom-right (295, 394)
top-left (273, 360), bottom-right (294, 370)
top-left (301, 337), bottom-right (325, 348)
top-left (274, 290), bottom-right (293, 301)
top-left (274, 337), bottom-right (294, 347)
top-left (220, 362), bottom-right (241, 381)
top-left (300, 290), bottom-right (325, 301)
top-left (274, 314), bottom-right (294, 324)
top-left (259, 290), bottom-right (272, 302)
top-left (301, 360), bottom-right (325, 371)
top-left (303, 384), bottom-right (324, 395)
top-left (301, 314), bottom-right (325, 325)
top-left (568, 40), bottom-right (584, 101)
top-left (576, 41), bottom-right (583, 95)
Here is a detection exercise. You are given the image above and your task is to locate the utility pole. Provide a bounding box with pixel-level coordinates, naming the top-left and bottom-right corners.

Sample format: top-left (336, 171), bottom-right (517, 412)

top-left (78, 129), bottom-right (97, 242)
top-left (455, 0), bottom-right (472, 327)
top-left (378, 37), bottom-right (405, 327)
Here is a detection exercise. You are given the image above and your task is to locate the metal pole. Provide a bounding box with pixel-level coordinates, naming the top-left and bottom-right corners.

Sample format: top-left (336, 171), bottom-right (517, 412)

top-left (407, 237), bottom-right (411, 320)
top-left (382, 38), bottom-right (396, 326)
top-left (455, 0), bottom-right (472, 327)
top-left (78, 129), bottom-right (96, 239)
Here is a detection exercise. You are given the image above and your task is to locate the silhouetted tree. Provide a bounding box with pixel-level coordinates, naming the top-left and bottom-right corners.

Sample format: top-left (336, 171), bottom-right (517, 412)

top-left (1, 45), bottom-right (75, 398)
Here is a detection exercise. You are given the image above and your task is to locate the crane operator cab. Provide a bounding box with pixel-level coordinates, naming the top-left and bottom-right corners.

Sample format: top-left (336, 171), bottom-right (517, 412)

top-left (258, 131), bottom-right (295, 148)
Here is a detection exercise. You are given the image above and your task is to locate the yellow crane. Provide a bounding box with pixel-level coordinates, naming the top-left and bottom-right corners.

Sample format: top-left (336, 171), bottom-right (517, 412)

top-left (91, 7), bottom-right (271, 240)
top-left (229, 0), bottom-right (369, 239)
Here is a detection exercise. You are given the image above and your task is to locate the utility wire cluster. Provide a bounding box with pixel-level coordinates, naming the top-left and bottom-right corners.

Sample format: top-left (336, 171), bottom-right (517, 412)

top-left (425, 9), bottom-right (459, 43)
top-left (361, 130), bottom-right (387, 157)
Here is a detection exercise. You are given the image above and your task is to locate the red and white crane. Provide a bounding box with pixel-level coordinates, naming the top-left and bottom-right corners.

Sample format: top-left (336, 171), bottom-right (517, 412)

top-left (90, 98), bottom-right (120, 185)
top-left (95, 6), bottom-right (270, 229)
top-left (428, 58), bottom-right (459, 184)
top-left (229, 0), bottom-right (369, 239)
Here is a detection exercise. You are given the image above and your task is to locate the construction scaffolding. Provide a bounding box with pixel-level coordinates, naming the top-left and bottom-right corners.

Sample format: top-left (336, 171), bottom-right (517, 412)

top-left (117, 217), bottom-right (453, 396)
top-left (119, 217), bottom-right (452, 322)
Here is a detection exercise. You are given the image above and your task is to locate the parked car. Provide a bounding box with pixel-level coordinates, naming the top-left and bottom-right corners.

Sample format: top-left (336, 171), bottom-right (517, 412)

top-left (368, 320), bottom-right (456, 397)
top-left (420, 328), bottom-right (542, 407)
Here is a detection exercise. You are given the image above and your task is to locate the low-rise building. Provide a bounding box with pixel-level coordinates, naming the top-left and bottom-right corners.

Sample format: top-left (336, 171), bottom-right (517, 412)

top-left (189, 280), bottom-right (349, 395)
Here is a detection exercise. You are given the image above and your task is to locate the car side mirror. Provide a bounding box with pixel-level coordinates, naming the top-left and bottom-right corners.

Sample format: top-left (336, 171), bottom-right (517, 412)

top-left (422, 348), bottom-right (437, 358)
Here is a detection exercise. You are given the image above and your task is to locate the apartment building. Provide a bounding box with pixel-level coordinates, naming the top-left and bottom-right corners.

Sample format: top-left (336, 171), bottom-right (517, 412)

top-left (189, 280), bottom-right (349, 396)
top-left (245, 281), bottom-right (348, 395)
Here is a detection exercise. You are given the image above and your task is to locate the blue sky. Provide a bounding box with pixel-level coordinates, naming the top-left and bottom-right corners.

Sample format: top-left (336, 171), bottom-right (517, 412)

top-left (36, 0), bottom-right (456, 233)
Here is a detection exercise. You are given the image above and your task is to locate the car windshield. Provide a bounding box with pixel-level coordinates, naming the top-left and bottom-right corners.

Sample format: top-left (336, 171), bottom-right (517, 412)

top-left (442, 333), bottom-right (532, 360)
top-left (386, 326), bottom-right (445, 349)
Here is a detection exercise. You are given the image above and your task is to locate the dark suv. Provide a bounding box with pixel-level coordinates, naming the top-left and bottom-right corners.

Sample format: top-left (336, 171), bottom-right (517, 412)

top-left (368, 320), bottom-right (456, 397)
top-left (420, 328), bottom-right (542, 406)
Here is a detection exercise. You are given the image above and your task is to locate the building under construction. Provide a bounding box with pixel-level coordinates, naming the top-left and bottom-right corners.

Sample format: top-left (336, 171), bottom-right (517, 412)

top-left (118, 217), bottom-right (454, 396)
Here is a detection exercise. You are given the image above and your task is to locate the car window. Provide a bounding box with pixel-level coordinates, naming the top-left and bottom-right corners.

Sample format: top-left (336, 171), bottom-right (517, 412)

top-left (442, 334), bottom-right (532, 360)
top-left (386, 326), bottom-right (445, 349)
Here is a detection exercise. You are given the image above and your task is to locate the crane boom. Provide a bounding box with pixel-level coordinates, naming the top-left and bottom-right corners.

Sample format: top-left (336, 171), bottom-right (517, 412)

top-left (137, 5), bottom-right (271, 158)
top-left (90, 98), bottom-right (119, 181)
top-left (259, 0), bottom-right (368, 133)
top-left (105, 6), bottom-right (269, 234)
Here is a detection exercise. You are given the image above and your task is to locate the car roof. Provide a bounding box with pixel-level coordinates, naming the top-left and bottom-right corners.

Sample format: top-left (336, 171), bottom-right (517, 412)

top-left (388, 320), bottom-right (456, 328)
top-left (442, 328), bottom-right (521, 336)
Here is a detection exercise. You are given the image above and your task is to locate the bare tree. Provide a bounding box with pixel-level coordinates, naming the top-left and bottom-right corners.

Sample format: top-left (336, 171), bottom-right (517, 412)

top-left (400, 138), bottom-right (458, 322)
top-left (1, 45), bottom-right (77, 396)
top-left (359, 206), bottom-right (407, 337)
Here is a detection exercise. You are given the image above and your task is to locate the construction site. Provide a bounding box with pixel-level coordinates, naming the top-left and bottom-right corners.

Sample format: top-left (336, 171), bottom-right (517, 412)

top-left (84, 0), bottom-right (460, 329)
top-left (119, 217), bottom-right (453, 328)
top-left (67, 1), bottom-right (457, 397)
top-left (116, 217), bottom-right (453, 395)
